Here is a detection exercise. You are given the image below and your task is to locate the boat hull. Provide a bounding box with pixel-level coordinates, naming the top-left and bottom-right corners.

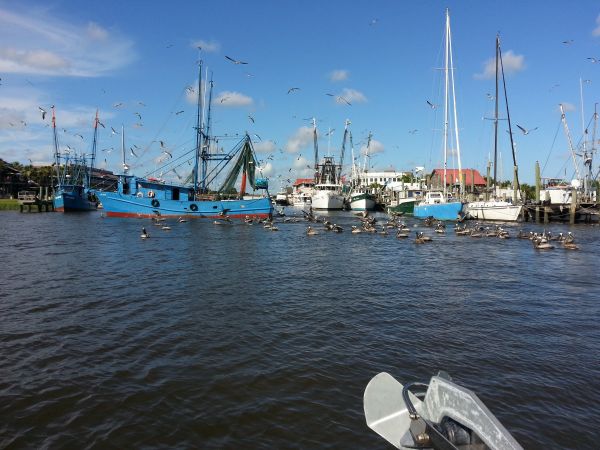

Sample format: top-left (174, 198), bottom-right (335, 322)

top-left (413, 201), bottom-right (463, 221)
top-left (96, 192), bottom-right (273, 219)
top-left (387, 199), bottom-right (416, 215)
top-left (465, 201), bottom-right (522, 221)
top-left (350, 192), bottom-right (375, 211)
top-left (53, 189), bottom-right (98, 212)
top-left (311, 190), bottom-right (345, 210)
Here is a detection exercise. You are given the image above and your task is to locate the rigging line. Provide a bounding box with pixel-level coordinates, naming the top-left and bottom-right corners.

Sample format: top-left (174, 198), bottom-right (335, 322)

top-left (144, 145), bottom-right (196, 178)
top-left (541, 116), bottom-right (563, 175)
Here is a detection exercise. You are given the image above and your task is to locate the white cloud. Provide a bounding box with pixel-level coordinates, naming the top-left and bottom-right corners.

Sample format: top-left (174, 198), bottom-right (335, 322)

top-left (256, 162), bottom-right (274, 177)
top-left (329, 69), bottom-right (348, 82)
top-left (192, 39), bottom-right (220, 52)
top-left (594, 14), bottom-right (600, 37)
top-left (285, 126), bottom-right (314, 153)
top-left (474, 50), bottom-right (525, 79)
top-left (360, 139), bottom-right (384, 155)
top-left (253, 140), bottom-right (276, 153)
top-left (214, 91), bottom-right (253, 107)
top-left (0, 7), bottom-right (135, 76)
top-left (335, 88), bottom-right (367, 105)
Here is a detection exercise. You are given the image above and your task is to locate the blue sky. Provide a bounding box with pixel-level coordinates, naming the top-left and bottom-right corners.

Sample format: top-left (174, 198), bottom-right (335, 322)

top-left (1, 0), bottom-right (600, 187)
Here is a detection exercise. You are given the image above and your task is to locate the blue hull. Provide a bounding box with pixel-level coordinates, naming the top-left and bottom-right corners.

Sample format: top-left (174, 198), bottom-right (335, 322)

top-left (413, 202), bottom-right (463, 221)
top-left (96, 191), bottom-right (273, 219)
top-left (54, 188), bottom-right (97, 212)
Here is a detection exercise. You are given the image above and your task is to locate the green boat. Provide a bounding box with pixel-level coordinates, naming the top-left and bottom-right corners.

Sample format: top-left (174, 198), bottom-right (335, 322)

top-left (387, 198), bottom-right (416, 215)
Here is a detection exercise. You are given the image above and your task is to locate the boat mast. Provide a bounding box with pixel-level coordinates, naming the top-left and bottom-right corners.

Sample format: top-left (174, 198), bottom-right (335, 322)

top-left (121, 124), bottom-right (128, 174)
top-left (338, 119), bottom-right (349, 184)
top-left (51, 106), bottom-right (62, 186)
top-left (559, 103), bottom-right (581, 181)
top-left (88, 110), bottom-right (99, 188)
top-left (193, 60), bottom-right (203, 193)
top-left (591, 103), bottom-right (598, 188)
top-left (442, 8), bottom-right (450, 199)
top-left (493, 35), bottom-right (500, 194)
top-left (499, 38), bottom-right (521, 194)
top-left (313, 118), bottom-right (319, 184)
top-left (201, 75), bottom-right (214, 193)
top-left (447, 9), bottom-right (463, 196)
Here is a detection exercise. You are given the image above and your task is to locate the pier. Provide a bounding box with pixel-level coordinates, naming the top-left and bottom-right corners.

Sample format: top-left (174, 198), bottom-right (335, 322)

top-left (18, 191), bottom-right (54, 213)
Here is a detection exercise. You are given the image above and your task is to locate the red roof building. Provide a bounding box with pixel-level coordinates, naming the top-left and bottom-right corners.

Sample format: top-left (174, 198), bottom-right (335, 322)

top-left (293, 178), bottom-right (314, 187)
top-left (430, 168), bottom-right (486, 187)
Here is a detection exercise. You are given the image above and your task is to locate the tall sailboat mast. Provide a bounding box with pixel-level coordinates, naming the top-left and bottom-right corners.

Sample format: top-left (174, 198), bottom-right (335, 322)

top-left (493, 35), bottom-right (500, 193)
top-left (313, 118), bottom-right (319, 183)
top-left (442, 9), bottom-right (450, 199)
top-left (499, 37), bottom-right (520, 193)
top-left (193, 60), bottom-right (203, 193)
top-left (338, 119), bottom-right (350, 185)
top-left (447, 9), bottom-right (463, 195)
top-left (200, 76), bottom-right (214, 193)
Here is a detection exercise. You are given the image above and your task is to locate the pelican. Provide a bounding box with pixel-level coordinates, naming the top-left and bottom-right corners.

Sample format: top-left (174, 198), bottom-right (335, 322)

top-left (178, 217), bottom-right (187, 223)
top-left (306, 226), bottom-right (318, 236)
top-left (162, 225), bottom-right (171, 231)
top-left (351, 225), bottom-right (362, 234)
top-left (140, 227), bottom-right (149, 239)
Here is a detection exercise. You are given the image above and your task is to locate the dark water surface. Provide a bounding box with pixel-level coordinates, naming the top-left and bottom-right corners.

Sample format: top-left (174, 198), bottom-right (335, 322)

top-left (1, 210), bottom-right (599, 449)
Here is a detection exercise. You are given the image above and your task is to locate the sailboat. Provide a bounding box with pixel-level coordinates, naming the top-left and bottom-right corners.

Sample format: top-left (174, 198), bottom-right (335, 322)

top-left (310, 119), bottom-right (346, 210)
top-left (95, 61), bottom-right (272, 219)
top-left (413, 9), bottom-right (464, 221)
top-left (349, 131), bottom-right (376, 211)
top-left (52, 107), bottom-right (99, 212)
top-left (465, 35), bottom-right (523, 222)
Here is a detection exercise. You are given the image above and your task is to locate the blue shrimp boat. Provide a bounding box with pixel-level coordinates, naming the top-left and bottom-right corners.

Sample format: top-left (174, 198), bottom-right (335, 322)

top-left (52, 107), bottom-right (99, 212)
top-left (413, 191), bottom-right (464, 221)
top-left (95, 61), bottom-right (272, 220)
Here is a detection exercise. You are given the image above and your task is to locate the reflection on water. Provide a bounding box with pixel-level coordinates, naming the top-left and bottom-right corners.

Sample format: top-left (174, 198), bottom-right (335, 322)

top-left (0, 209), bottom-right (599, 448)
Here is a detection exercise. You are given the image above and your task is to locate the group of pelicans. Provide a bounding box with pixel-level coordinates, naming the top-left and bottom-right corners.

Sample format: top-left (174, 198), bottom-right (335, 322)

top-left (138, 210), bottom-right (582, 250)
top-left (303, 212), bottom-right (582, 250)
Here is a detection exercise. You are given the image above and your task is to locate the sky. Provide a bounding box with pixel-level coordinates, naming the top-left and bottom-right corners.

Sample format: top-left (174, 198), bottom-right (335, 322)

top-left (1, 0), bottom-right (600, 188)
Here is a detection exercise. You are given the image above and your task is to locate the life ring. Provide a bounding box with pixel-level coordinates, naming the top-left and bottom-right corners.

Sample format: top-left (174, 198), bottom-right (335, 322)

top-left (147, 190), bottom-right (155, 198)
top-left (190, 204), bottom-right (198, 211)
top-left (151, 199), bottom-right (160, 208)
top-left (136, 192), bottom-right (143, 198)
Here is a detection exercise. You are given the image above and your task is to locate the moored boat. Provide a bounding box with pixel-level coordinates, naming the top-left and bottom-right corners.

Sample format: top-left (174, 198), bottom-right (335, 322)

top-left (414, 191), bottom-right (463, 221)
top-left (310, 119), bottom-right (346, 210)
top-left (387, 197), bottom-right (417, 215)
top-left (95, 61), bottom-right (272, 220)
top-left (51, 107), bottom-right (99, 212)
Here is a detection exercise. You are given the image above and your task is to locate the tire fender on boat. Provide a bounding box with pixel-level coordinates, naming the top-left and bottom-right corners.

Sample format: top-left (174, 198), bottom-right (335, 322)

top-left (151, 199), bottom-right (160, 208)
top-left (190, 204), bottom-right (198, 212)
top-left (137, 192), bottom-right (143, 198)
top-left (148, 190), bottom-right (155, 198)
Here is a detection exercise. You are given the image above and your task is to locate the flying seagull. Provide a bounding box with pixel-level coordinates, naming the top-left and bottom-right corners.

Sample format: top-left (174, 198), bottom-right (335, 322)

top-left (130, 147), bottom-right (138, 157)
top-left (426, 100), bottom-right (438, 109)
top-left (337, 96), bottom-right (352, 106)
top-left (175, 110), bottom-right (184, 115)
top-left (516, 124), bottom-right (538, 135)
top-left (248, 115), bottom-right (255, 124)
top-left (162, 150), bottom-right (172, 158)
top-left (134, 112), bottom-right (142, 120)
top-left (74, 133), bottom-right (84, 140)
top-left (113, 102), bottom-right (124, 108)
top-left (587, 57), bottom-right (599, 63)
top-left (287, 87), bottom-right (300, 94)
top-left (562, 40), bottom-right (574, 45)
top-left (225, 55), bottom-right (248, 65)
top-left (97, 120), bottom-right (105, 128)
top-left (409, 129), bottom-right (418, 134)
top-left (111, 127), bottom-right (119, 135)
top-left (38, 106), bottom-right (47, 120)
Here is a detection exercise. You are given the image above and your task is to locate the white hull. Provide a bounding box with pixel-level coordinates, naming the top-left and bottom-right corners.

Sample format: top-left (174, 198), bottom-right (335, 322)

top-left (350, 194), bottom-right (375, 211)
top-left (465, 201), bottom-right (522, 221)
top-left (311, 190), bottom-right (345, 210)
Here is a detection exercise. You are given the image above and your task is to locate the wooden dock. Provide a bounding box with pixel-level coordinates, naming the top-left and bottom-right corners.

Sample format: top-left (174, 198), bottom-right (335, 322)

top-left (17, 191), bottom-right (54, 213)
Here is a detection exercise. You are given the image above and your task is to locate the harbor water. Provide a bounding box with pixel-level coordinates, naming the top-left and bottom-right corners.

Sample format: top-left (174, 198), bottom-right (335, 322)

top-left (1, 210), bottom-right (599, 449)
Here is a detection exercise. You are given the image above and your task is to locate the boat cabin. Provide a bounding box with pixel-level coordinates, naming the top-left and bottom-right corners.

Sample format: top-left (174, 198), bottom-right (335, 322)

top-left (118, 175), bottom-right (195, 201)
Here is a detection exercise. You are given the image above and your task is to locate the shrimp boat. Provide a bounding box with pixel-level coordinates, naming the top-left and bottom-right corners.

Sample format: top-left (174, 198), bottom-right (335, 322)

top-left (51, 107), bottom-right (99, 212)
top-left (310, 119), bottom-right (346, 210)
top-left (414, 9), bottom-right (464, 221)
top-left (465, 35), bottom-right (523, 222)
top-left (95, 61), bottom-right (272, 219)
top-left (364, 371), bottom-right (523, 450)
top-left (349, 132), bottom-right (376, 211)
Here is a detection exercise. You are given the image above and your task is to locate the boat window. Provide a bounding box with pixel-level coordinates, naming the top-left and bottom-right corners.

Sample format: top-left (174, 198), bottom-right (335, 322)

top-left (172, 188), bottom-right (180, 201)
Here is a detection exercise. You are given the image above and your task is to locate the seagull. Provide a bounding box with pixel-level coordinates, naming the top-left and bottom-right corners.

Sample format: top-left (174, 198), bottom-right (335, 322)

top-left (111, 127), bottom-right (119, 135)
top-left (409, 129), bottom-right (418, 134)
top-left (369, 18), bottom-right (379, 26)
top-left (186, 86), bottom-right (195, 94)
top-left (516, 124), bottom-right (538, 135)
top-left (220, 97), bottom-right (229, 103)
top-left (253, 133), bottom-right (262, 141)
top-left (337, 96), bottom-right (352, 106)
top-left (587, 57), bottom-right (599, 63)
top-left (133, 123), bottom-right (143, 128)
top-left (20, 120), bottom-right (27, 126)
top-left (287, 87), bottom-right (300, 94)
top-left (113, 102), bottom-right (123, 108)
top-left (134, 112), bottom-right (142, 120)
top-left (130, 147), bottom-right (138, 157)
top-left (97, 121), bottom-right (105, 128)
top-left (325, 93), bottom-right (335, 97)
top-left (248, 115), bottom-right (255, 124)
top-left (426, 100), bottom-right (438, 109)
top-left (486, 93), bottom-right (495, 100)
top-left (38, 106), bottom-right (47, 120)
top-left (175, 110), bottom-right (184, 115)
top-left (162, 150), bottom-right (172, 158)
top-left (138, 101), bottom-right (146, 107)
top-left (562, 39), bottom-right (574, 45)
top-left (74, 133), bottom-right (84, 140)
top-left (325, 129), bottom-right (335, 136)
top-left (225, 55), bottom-right (248, 65)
